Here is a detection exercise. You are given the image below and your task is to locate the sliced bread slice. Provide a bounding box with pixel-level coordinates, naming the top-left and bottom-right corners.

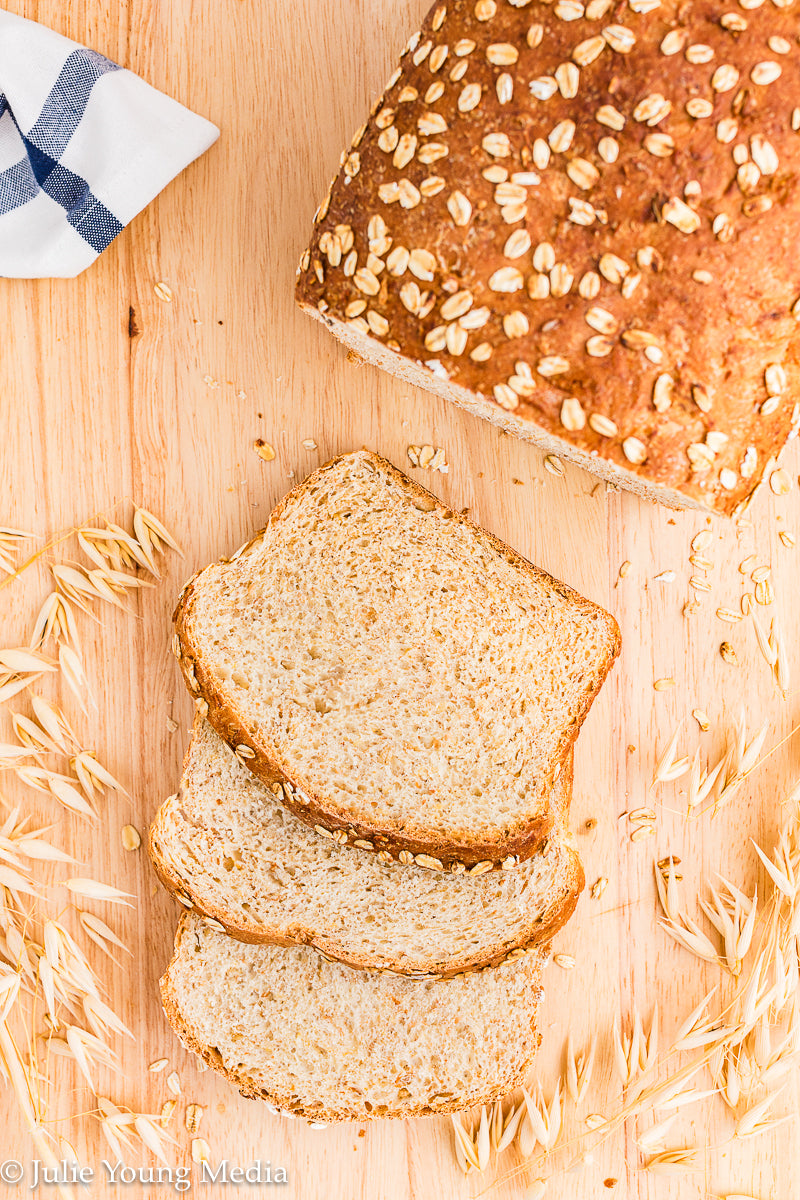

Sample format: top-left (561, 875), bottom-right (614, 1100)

top-left (150, 719), bottom-right (583, 976)
top-left (173, 450), bottom-right (619, 867)
top-left (161, 913), bottom-right (548, 1121)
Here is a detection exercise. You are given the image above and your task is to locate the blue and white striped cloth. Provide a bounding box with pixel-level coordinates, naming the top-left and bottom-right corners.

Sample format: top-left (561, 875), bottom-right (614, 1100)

top-left (0, 11), bottom-right (219, 277)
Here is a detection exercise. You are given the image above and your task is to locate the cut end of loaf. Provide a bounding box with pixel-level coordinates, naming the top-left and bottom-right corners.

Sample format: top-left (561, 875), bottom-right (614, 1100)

top-left (299, 302), bottom-right (715, 512)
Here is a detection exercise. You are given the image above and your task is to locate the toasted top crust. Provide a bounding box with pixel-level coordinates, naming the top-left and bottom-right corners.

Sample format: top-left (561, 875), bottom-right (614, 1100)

top-left (296, 0), bottom-right (800, 516)
top-left (173, 451), bottom-right (619, 866)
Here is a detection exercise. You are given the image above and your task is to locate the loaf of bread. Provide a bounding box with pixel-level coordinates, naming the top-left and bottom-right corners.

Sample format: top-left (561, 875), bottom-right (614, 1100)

top-left (150, 719), bottom-right (583, 976)
top-left (296, 0), bottom-right (800, 515)
top-left (161, 913), bottom-right (548, 1120)
top-left (173, 451), bottom-right (619, 867)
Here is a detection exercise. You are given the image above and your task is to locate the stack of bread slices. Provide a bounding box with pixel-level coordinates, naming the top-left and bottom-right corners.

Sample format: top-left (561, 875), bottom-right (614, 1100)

top-left (150, 450), bottom-right (619, 1122)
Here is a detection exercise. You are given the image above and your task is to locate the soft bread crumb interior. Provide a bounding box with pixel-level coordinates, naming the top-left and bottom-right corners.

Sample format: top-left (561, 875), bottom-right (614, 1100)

top-left (183, 453), bottom-right (616, 844)
top-left (164, 915), bottom-right (546, 1119)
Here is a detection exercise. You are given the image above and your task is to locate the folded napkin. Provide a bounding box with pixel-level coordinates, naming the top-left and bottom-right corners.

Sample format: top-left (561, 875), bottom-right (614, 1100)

top-left (0, 11), bottom-right (219, 278)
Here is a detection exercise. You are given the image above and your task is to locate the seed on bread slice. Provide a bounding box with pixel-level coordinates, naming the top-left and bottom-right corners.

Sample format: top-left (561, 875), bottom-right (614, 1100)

top-left (174, 450), bottom-right (619, 866)
top-left (150, 718), bottom-right (583, 976)
top-left (161, 913), bottom-right (548, 1121)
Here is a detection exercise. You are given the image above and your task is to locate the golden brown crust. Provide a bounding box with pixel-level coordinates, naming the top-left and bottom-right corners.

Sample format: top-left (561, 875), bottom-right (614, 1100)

top-left (172, 451), bottom-right (619, 867)
top-left (159, 914), bottom-right (546, 1121)
top-left (296, 0), bottom-right (800, 516)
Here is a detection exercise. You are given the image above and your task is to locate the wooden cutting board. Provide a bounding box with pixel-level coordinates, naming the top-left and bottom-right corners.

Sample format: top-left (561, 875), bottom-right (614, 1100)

top-left (2, 1), bottom-right (797, 1196)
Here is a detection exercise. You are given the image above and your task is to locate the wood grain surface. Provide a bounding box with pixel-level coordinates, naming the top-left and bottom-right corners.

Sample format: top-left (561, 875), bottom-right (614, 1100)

top-left (1, 1), bottom-right (798, 1197)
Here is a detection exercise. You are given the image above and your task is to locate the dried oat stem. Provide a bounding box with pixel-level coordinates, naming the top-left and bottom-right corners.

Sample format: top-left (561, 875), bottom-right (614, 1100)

top-left (475, 781), bottom-right (800, 1194)
top-left (0, 528), bottom-right (82, 593)
top-left (692, 718), bottom-right (800, 820)
top-left (0, 504), bottom-right (180, 1174)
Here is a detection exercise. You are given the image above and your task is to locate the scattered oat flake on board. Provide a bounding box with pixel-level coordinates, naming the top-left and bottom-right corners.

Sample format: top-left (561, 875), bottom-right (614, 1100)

top-left (254, 439), bottom-right (275, 461)
top-left (121, 824), bottom-right (140, 851)
top-left (202, 375), bottom-right (219, 388)
top-left (717, 608), bottom-right (741, 623)
top-left (769, 468), bottom-right (791, 495)
top-left (186, 1104), bottom-right (203, 1133)
top-left (191, 1138), bottom-right (211, 1164)
top-left (691, 530), bottom-right (712, 551)
top-left (160, 1100), bottom-right (177, 1127)
top-left (408, 443), bottom-right (449, 473)
top-left (631, 824), bottom-right (656, 842)
top-left (720, 642), bottom-right (739, 665)
top-left (154, 282), bottom-right (172, 302)
top-left (654, 677), bottom-right (676, 691)
top-left (166, 1071), bottom-right (181, 1095)
top-left (590, 877), bottom-right (608, 899)
top-left (553, 953), bottom-right (575, 969)
top-left (618, 560), bottom-right (631, 580)
top-left (544, 454), bottom-right (564, 477)
top-left (653, 570), bottom-right (675, 582)
top-left (302, 439), bottom-right (318, 451)
top-left (149, 1058), bottom-right (168, 1073)
top-left (692, 708), bottom-right (710, 731)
